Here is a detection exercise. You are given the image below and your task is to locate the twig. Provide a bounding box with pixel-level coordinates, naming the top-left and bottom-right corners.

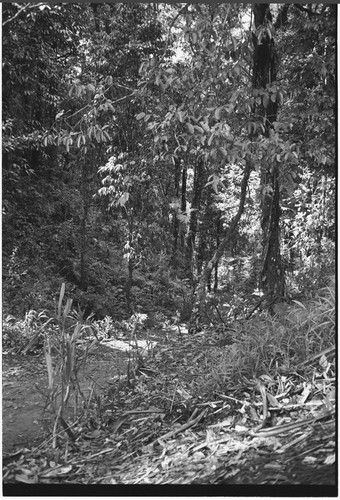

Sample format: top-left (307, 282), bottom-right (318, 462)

top-left (252, 409), bottom-right (335, 437)
top-left (150, 408), bottom-right (208, 447)
top-left (276, 431), bottom-right (313, 454)
top-left (257, 381), bottom-right (268, 421)
top-left (86, 447), bottom-right (116, 460)
top-left (214, 392), bottom-right (251, 407)
top-left (245, 298), bottom-right (264, 320)
top-left (120, 409), bottom-right (164, 416)
top-left (296, 346), bottom-right (335, 367)
top-left (213, 303), bottom-right (227, 325)
top-left (169, 380), bottom-right (179, 413)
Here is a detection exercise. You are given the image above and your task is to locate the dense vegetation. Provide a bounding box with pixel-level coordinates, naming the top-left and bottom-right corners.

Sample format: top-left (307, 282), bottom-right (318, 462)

top-left (2, 3), bottom-right (335, 488)
top-left (3, 2), bottom-right (335, 321)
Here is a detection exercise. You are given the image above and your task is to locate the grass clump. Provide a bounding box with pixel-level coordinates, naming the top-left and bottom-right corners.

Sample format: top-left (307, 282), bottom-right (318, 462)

top-left (195, 282), bottom-right (335, 394)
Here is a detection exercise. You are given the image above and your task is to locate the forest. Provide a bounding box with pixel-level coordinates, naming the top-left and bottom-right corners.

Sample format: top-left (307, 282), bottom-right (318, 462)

top-left (2, 2), bottom-right (336, 491)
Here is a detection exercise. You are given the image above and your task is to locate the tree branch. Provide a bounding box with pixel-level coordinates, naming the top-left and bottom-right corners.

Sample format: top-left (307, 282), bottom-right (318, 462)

top-left (293, 4), bottom-right (321, 18)
top-left (3, 3), bottom-right (47, 27)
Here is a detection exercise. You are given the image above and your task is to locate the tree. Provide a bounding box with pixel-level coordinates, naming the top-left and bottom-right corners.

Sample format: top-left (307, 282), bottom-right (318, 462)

top-left (3, 3), bottom-right (335, 324)
top-left (252, 3), bottom-right (285, 303)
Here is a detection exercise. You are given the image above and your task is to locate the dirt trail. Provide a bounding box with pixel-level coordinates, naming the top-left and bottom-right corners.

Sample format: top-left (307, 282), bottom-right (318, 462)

top-left (2, 340), bottom-right (137, 453)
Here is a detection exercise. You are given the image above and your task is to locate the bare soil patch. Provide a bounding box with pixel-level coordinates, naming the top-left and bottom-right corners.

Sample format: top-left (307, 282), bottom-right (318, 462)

top-left (2, 339), bottom-right (135, 453)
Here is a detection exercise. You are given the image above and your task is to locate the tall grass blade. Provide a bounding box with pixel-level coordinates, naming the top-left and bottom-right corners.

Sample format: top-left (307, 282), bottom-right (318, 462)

top-left (57, 283), bottom-right (66, 321)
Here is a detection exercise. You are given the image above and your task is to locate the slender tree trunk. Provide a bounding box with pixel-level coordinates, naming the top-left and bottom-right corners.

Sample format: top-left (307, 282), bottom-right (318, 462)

top-left (172, 157), bottom-right (181, 261)
top-left (189, 159), bottom-right (252, 333)
top-left (213, 262), bottom-right (218, 293)
top-left (79, 154), bottom-right (90, 291)
top-left (185, 157), bottom-right (205, 281)
top-left (214, 215), bottom-right (221, 292)
top-left (253, 3), bottom-right (285, 301)
top-left (180, 164), bottom-right (187, 251)
top-left (126, 212), bottom-right (134, 313)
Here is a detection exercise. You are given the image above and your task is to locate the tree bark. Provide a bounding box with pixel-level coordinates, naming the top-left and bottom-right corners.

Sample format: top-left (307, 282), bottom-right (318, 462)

top-left (184, 157), bottom-right (205, 281)
top-left (180, 164), bottom-right (187, 251)
top-left (79, 154), bottom-right (91, 291)
top-left (172, 157), bottom-right (181, 258)
top-left (253, 3), bottom-right (285, 302)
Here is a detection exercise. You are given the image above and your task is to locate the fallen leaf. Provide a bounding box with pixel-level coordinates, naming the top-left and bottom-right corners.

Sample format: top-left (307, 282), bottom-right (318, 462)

top-left (324, 454), bottom-right (335, 465)
top-left (18, 467), bottom-right (35, 476)
top-left (234, 425), bottom-right (248, 432)
top-left (302, 456), bottom-right (317, 464)
top-left (15, 474), bottom-right (38, 484)
top-left (40, 465), bottom-right (72, 477)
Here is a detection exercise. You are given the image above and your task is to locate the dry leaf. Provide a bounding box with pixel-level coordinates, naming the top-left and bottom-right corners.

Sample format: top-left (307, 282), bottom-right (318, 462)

top-left (15, 474), bottom-right (37, 484)
top-left (40, 465), bottom-right (72, 477)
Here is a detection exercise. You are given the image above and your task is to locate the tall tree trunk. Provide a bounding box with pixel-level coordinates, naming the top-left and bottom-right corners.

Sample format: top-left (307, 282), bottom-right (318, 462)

top-left (214, 215), bottom-right (221, 292)
top-left (125, 211), bottom-right (134, 314)
top-left (253, 3), bottom-right (285, 302)
top-left (189, 159), bottom-right (252, 333)
top-left (185, 157), bottom-right (204, 281)
top-left (180, 163), bottom-right (187, 251)
top-left (79, 154), bottom-right (90, 291)
top-left (172, 157), bottom-right (181, 259)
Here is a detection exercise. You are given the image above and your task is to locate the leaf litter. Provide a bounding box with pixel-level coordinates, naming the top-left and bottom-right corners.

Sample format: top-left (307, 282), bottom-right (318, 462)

top-left (3, 323), bottom-right (336, 486)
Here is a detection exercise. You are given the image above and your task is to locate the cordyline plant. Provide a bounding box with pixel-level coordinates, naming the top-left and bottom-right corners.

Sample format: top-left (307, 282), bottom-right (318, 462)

top-left (42, 283), bottom-right (97, 448)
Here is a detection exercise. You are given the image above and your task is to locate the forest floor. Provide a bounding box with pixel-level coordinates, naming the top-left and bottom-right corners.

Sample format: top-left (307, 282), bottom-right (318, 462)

top-left (2, 339), bottom-right (130, 453)
top-left (2, 325), bottom-right (336, 494)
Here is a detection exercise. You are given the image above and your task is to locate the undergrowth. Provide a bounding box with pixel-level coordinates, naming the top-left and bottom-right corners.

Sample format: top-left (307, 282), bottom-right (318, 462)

top-left (194, 281), bottom-right (335, 398)
top-left (2, 279), bottom-right (335, 453)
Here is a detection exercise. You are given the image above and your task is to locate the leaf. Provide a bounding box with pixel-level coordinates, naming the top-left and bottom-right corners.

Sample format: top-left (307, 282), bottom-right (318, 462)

top-left (44, 343), bottom-right (54, 390)
top-left (15, 474), bottom-right (37, 484)
top-left (84, 430), bottom-right (104, 440)
top-left (194, 125), bottom-right (204, 134)
top-left (234, 64), bottom-right (241, 76)
top-left (58, 283), bottom-right (65, 320)
top-left (200, 121), bottom-right (210, 132)
top-left (319, 354), bottom-right (328, 370)
top-left (117, 192), bottom-right (129, 206)
top-left (292, 300), bottom-right (306, 309)
top-left (263, 93), bottom-right (270, 109)
top-left (207, 132), bottom-right (215, 146)
top-left (40, 465), bottom-right (72, 478)
top-left (266, 393), bottom-right (281, 407)
top-left (186, 123), bottom-right (195, 134)
top-left (298, 384), bottom-right (311, 404)
top-left (214, 107), bottom-right (222, 120)
top-left (62, 298), bottom-right (73, 322)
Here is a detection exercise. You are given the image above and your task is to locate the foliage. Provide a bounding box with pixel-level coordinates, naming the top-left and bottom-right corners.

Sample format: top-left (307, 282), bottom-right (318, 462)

top-left (39, 284), bottom-right (98, 447)
top-left (200, 280), bottom-right (335, 394)
top-left (2, 5), bottom-right (336, 482)
top-left (3, 310), bottom-right (49, 352)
